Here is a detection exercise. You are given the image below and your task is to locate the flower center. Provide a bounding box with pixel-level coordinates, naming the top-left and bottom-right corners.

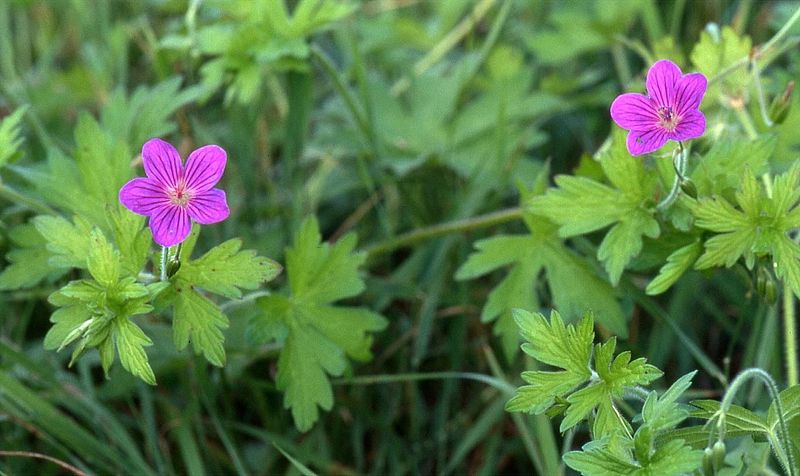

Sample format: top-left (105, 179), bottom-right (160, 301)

top-left (657, 106), bottom-right (679, 132)
top-left (168, 180), bottom-right (192, 207)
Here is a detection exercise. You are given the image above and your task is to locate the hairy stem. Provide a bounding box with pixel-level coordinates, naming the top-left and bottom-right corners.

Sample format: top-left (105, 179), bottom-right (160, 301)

top-left (784, 287), bottom-right (799, 387)
top-left (760, 4), bottom-right (800, 55)
top-left (717, 368), bottom-right (796, 476)
top-left (656, 142), bottom-right (687, 212)
top-left (160, 245), bottom-right (168, 281)
top-left (733, 104), bottom-right (759, 140)
top-left (364, 206), bottom-right (524, 258)
top-left (751, 58), bottom-right (774, 127)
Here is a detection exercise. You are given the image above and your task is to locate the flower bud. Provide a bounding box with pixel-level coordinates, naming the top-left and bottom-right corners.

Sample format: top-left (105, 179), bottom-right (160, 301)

top-left (768, 81), bottom-right (794, 125)
top-left (703, 447), bottom-right (716, 475)
top-left (680, 178), bottom-right (698, 199)
top-left (756, 266), bottom-right (777, 304)
top-left (712, 440), bottom-right (726, 470)
top-left (166, 259), bottom-right (182, 278)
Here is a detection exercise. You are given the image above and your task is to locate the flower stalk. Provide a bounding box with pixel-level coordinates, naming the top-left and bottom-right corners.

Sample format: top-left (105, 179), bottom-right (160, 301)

top-left (160, 245), bottom-right (168, 281)
top-left (715, 368), bottom-right (796, 476)
top-left (656, 142), bottom-right (688, 212)
top-left (784, 287), bottom-right (799, 387)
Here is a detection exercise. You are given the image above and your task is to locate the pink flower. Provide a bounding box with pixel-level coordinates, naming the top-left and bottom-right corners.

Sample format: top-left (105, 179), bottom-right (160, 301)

top-left (119, 138), bottom-right (230, 247)
top-left (610, 60), bottom-right (707, 156)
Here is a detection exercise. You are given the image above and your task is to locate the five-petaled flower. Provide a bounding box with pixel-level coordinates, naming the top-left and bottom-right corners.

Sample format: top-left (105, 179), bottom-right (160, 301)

top-left (119, 138), bottom-right (230, 247)
top-left (610, 59), bottom-right (707, 156)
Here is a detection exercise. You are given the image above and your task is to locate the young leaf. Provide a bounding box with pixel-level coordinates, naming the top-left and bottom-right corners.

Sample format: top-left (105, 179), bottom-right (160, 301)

top-left (563, 337), bottom-right (662, 434)
top-left (645, 241), bottom-right (702, 295)
top-left (0, 106), bottom-right (28, 168)
top-left (505, 310), bottom-right (593, 414)
top-left (114, 318), bottom-right (156, 385)
top-left (178, 239), bottom-right (282, 299)
top-left (249, 216), bottom-right (387, 432)
top-left (640, 371), bottom-right (697, 433)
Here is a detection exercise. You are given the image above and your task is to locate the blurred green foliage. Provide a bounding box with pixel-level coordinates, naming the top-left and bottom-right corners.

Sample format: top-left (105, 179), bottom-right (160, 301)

top-left (1, 0), bottom-right (800, 474)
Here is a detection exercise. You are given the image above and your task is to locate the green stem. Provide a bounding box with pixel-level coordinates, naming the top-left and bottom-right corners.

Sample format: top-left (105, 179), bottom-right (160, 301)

top-left (160, 246), bottom-right (168, 281)
top-left (716, 368), bottom-right (796, 476)
top-left (0, 451), bottom-right (87, 476)
top-left (656, 142), bottom-right (687, 212)
top-left (334, 371), bottom-right (515, 396)
top-left (760, 4), bottom-right (800, 55)
top-left (0, 182), bottom-right (57, 215)
top-left (733, 105), bottom-right (759, 140)
top-left (784, 287), bottom-right (799, 387)
top-left (364, 206), bottom-right (523, 258)
top-left (751, 57), bottom-right (773, 127)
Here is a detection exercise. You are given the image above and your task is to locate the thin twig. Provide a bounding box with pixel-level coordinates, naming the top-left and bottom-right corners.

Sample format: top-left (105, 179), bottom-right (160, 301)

top-left (0, 450), bottom-right (88, 476)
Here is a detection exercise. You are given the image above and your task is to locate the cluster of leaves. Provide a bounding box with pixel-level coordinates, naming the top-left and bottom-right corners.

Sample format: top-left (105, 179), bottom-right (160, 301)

top-left (37, 212), bottom-right (280, 382)
top-left (0, 106), bottom-right (282, 382)
top-left (506, 309), bottom-right (703, 475)
top-left (160, 0), bottom-right (355, 104)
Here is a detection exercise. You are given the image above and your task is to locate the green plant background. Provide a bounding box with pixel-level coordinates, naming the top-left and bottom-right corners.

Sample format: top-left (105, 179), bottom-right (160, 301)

top-left (1, 0), bottom-right (799, 474)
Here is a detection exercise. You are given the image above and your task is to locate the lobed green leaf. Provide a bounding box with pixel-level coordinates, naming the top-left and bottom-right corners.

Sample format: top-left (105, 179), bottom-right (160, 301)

top-left (172, 284), bottom-right (230, 367)
top-left (179, 238), bottom-right (282, 299)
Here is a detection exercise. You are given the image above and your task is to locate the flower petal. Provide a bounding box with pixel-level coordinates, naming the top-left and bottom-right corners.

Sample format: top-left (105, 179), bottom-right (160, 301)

top-left (184, 145), bottom-right (227, 192)
top-left (673, 72), bottom-right (707, 115)
top-left (626, 129), bottom-right (669, 156)
top-left (673, 110), bottom-right (706, 141)
top-left (610, 93), bottom-right (660, 131)
top-left (142, 138), bottom-right (183, 188)
top-left (646, 59), bottom-right (681, 108)
top-left (149, 205), bottom-right (191, 247)
top-left (187, 188), bottom-right (230, 224)
top-left (119, 178), bottom-right (170, 216)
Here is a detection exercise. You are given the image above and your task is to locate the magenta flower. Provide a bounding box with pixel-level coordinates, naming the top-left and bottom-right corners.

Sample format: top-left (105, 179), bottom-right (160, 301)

top-left (119, 138), bottom-right (230, 247)
top-left (610, 59), bottom-right (707, 156)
